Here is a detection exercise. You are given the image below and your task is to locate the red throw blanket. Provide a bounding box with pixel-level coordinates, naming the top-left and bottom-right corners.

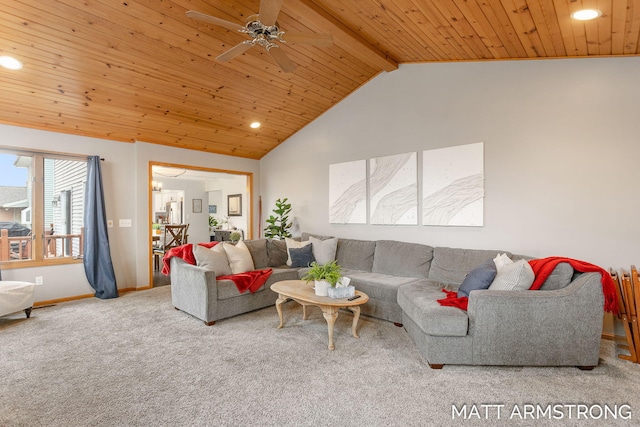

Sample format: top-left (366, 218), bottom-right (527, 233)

top-left (216, 269), bottom-right (272, 294)
top-left (161, 242), bottom-right (272, 294)
top-left (161, 241), bottom-right (218, 276)
top-left (437, 257), bottom-right (618, 313)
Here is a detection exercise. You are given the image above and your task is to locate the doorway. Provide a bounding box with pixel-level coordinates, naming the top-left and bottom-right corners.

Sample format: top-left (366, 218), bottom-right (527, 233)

top-left (149, 162), bottom-right (253, 287)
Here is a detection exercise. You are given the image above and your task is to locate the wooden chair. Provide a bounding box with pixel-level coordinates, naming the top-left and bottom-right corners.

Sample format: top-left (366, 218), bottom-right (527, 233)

top-left (611, 268), bottom-right (639, 362)
top-left (153, 224), bottom-right (189, 271)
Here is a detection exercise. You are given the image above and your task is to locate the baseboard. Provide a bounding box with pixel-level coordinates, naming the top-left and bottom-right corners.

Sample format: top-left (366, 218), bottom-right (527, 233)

top-left (33, 287), bottom-right (142, 307)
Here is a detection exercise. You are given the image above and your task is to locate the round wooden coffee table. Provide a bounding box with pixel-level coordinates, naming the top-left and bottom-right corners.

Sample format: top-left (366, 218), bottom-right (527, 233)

top-left (271, 280), bottom-right (369, 350)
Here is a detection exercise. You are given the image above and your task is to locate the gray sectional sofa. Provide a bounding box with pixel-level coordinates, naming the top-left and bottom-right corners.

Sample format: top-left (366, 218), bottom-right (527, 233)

top-left (170, 234), bottom-right (606, 369)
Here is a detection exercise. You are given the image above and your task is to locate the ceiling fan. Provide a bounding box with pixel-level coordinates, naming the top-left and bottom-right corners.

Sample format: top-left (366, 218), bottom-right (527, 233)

top-left (186, 0), bottom-right (333, 73)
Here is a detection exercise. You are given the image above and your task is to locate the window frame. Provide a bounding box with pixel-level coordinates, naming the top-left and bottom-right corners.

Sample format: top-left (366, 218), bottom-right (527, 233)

top-left (0, 147), bottom-right (87, 269)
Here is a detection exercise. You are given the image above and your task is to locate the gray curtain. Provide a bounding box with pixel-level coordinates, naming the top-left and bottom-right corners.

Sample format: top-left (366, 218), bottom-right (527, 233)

top-left (83, 156), bottom-right (118, 299)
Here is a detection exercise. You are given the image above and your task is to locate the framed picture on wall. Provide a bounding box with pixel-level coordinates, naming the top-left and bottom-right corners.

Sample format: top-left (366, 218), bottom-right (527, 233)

top-left (192, 199), bottom-right (202, 213)
top-left (228, 194), bottom-right (242, 216)
top-left (209, 205), bottom-right (217, 214)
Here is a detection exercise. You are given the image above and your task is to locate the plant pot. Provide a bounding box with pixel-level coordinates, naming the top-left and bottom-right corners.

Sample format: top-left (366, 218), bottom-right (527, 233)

top-left (314, 280), bottom-right (330, 297)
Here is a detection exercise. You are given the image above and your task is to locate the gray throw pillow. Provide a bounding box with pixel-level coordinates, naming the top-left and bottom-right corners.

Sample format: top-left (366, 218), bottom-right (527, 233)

top-left (289, 244), bottom-right (316, 268)
top-left (457, 258), bottom-right (497, 298)
top-left (244, 239), bottom-right (269, 269)
top-left (266, 239), bottom-right (288, 267)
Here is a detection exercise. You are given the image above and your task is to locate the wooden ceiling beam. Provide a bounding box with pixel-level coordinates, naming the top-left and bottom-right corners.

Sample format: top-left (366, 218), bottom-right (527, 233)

top-left (284, 0), bottom-right (398, 72)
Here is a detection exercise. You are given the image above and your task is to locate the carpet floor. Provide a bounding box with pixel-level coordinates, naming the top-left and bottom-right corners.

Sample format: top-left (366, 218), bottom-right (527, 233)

top-left (1, 286), bottom-right (639, 427)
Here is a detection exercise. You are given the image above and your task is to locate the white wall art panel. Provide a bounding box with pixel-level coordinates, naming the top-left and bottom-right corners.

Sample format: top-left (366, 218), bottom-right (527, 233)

top-left (370, 152), bottom-right (417, 225)
top-left (329, 159), bottom-right (367, 224)
top-left (422, 142), bottom-right (484, 226)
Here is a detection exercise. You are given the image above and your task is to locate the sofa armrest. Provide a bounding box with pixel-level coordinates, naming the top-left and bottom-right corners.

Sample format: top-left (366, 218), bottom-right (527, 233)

top-left (467, 272), bottom-right (605, 366)
top-left (170, 258), bottom-right (219, 323)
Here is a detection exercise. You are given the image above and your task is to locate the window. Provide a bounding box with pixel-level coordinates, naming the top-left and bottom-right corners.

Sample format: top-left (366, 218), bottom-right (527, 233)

top-left (0, 149), bottom-right (87, 267)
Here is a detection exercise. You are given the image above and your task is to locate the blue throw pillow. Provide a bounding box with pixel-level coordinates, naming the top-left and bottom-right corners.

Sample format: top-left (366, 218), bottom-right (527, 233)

top-left (457, 258), bottom-right (497, 298)
top-left (289, 244), bottom-right (316, 268)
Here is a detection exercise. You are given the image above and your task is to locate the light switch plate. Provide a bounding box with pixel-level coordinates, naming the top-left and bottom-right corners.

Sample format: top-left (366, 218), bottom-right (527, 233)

top-left (107, 220), bottom-right (114, 228)
top-left (119, 219), bottom-right (132, 227)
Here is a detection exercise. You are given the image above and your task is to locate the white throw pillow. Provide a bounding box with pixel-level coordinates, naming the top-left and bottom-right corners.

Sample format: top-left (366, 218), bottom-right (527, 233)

top-left (223, 240), bottom-right (255, 274)
top-left (493, 253), bottom-right (513, 272)
top-left (489, 259), bottom-right (534, 291)
top-left (285, 238), bottom-right (312, 267)
top-left (308, 236), bottom-right (338, 265)
top-left (193, 244), bottom-right (232, 276)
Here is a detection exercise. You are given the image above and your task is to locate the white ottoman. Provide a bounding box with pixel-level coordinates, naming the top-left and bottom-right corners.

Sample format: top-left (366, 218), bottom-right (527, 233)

top-left (0, 281), bottom-right (36, 318)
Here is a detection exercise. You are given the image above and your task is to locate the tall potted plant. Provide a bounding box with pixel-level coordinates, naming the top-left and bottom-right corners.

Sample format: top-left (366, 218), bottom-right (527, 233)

top-left (264, 198), bottom-right (292, 240)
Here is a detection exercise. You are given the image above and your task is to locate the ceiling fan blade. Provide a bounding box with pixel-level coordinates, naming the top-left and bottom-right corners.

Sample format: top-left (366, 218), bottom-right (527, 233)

top-left (259, 0), bottom-right (283, 27)
top-left (186, 10), bottom-right (245, 32)
top-left (268, 45), bottom-right (296, 73)
top-left (280, 32), bottom-right (333, 47)
top-left (216, 41), bottom-right (254, 62)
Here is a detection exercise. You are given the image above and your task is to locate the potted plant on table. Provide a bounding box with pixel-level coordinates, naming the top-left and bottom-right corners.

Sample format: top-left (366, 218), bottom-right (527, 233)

top-left (302, 260), bottom-right (343, 297)
top-left (208, 215), bottom-right (218, 232)
top-left (230, 231), bottom-right (241, 243)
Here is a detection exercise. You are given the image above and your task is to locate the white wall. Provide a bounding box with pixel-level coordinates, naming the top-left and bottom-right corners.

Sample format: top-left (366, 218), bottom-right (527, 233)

top-left (1, 125), bottom-right (260, 301)
top-left (260, 57), bottom-right (640, 270)
top-left (206, 175), bottom-right (248, 234)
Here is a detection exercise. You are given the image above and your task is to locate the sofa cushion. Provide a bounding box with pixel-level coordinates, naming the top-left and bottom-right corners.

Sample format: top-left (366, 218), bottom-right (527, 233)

top-left (429, 247), bottom-right (512, 285)
top-left (538, 262), bottom-right (574, 290)
top-left (223, 240), bottom-right (255, 274)
top-left (372, 240), bottom-right (433, 278)
top-left (336, 239), bottom-right (376, 272)
top-left (289, 244), bottom-right (316, 268)
top-left (216, 279), bottom-right (266, 300)
top-left (285, 238), bottom-right (312, 266)
top-left (309, 236), bottom-right (338, 265)
top-left (266, 239), bottom-right (288, 267)
top-left (397, 280), bottom-right (469, 337)
top-left (244, 239), bottom-right (269, 269)
top-left (193, 243), bottom-right (232, 276)
top-left (489, 259), bottom-right (535, 291)
top-left (347, 271), bottom-right (419, 303)
top-left (457, 258), bottom-right (497, 298)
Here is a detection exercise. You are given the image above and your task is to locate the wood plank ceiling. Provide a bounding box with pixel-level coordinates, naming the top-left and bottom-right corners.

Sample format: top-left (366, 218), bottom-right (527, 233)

top-left (0, 0), bottom-right (638, 159)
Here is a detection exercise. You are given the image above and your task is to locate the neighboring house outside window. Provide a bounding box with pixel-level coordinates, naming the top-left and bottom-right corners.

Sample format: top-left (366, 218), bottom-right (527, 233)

top-left (0, 149), bottom-right (87, 267)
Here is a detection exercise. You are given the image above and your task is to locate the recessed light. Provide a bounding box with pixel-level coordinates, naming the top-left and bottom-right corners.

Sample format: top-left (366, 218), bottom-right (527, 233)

top-left (250, 122), bottom-right (261, 129)
top-left (571, 9), bottom-right (602, 21)
top-left (0, 55), bottom-right (23, 70)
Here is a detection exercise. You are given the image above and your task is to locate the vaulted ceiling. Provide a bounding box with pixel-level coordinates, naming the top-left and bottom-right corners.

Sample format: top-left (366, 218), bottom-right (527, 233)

top-left (1, 1), bottom-right (638, 159)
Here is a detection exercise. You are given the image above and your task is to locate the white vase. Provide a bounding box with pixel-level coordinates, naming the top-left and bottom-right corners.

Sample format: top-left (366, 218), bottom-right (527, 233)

top-left (314, 280), bottom-right (330, 297)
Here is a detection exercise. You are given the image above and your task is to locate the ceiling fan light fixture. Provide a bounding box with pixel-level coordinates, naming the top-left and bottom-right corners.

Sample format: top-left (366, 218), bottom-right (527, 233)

top-left (250, 122), bottom-right (261, 129)
top-left (571, 9), bottom-right (601, 21)
top-left (0, 55), bottom-right (23, 70)
top-left (186, 0), bottom-right (332, 73)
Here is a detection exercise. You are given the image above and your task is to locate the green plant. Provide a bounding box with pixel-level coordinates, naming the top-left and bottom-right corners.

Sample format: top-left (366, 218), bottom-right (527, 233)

top-left (264, 198), bottom-right (292, 240)
top-left (208, 216), bottom-right (218, 228)
top-left (302, 260), bottom-right (342, 287)
top-left (230, 231), bottom-right (241, 242)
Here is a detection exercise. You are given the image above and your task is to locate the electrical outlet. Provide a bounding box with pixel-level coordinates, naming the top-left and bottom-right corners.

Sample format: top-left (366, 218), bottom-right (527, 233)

top-left (119, 219), bottom-right (132, 227)
top-left (35, 276), bottom-right (43, 285)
